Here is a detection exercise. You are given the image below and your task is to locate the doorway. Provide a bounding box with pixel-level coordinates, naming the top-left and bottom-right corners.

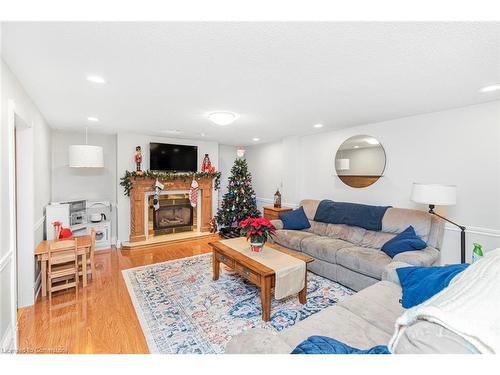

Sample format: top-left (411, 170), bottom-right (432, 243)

top-left (14, 114), bottom-right (35, 309)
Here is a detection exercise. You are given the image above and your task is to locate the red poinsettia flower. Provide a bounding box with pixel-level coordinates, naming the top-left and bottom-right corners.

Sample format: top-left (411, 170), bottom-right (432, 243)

top-left (239, 216), bottom-right (276, 244)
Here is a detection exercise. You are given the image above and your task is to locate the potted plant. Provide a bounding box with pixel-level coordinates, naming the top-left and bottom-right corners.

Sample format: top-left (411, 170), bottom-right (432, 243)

top-left (239, 217), bottom-right (276, 253)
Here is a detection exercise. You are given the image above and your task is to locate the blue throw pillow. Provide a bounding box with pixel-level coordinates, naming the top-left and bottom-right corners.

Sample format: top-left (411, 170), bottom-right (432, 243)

top-left (381, 226), bottom-right (427, 258)
top-left (291, 336), bottom-right (390, 354)
top-left (396, 264), bottom-right (469, 308)
top-left (279, 206), bottom-right (311, 230)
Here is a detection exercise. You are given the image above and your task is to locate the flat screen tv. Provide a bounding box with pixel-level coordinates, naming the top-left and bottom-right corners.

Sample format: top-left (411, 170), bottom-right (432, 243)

top-left (149, 143), bottom-right (198, 172)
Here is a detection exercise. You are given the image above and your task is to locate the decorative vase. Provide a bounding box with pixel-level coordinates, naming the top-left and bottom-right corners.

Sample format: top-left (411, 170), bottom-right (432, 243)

top-left (250, 241), bottom-right (264, 253)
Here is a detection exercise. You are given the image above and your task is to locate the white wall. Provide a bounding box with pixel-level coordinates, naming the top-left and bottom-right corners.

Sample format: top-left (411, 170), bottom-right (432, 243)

top-left (51, 130), bottom-right (117, 242)
top-left (116, 133), bottom-right (220, 245)
top-left (246, 101), bottom-right (500, 264)
top-left (1, 56), bottom-right (52, 348)
top-left (217, 144), bottom-right (237, 202)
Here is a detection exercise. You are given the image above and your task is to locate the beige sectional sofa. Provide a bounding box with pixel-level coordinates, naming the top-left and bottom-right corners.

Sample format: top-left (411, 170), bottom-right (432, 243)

top-left (225, 262), bottom-right (475, 354)
top-left (270, 199), bottom-right (445, 291)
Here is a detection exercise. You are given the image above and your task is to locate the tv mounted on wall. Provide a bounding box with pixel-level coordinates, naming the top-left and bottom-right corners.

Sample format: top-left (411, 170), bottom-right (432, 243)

top-left (149, 143), bottom-right (198, 172)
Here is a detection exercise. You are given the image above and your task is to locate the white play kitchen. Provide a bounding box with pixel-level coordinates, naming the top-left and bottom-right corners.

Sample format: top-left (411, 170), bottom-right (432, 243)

top-left (45, 200), bottom-right (112, 249)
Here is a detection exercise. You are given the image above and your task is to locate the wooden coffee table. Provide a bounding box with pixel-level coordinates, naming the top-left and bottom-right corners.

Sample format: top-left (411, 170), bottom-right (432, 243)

top-left (210, 240), bottom-right (314, 321)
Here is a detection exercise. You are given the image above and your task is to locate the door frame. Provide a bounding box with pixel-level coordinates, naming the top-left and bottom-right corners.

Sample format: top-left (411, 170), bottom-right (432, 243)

top-left (7, 99), bottom-right (36, 350)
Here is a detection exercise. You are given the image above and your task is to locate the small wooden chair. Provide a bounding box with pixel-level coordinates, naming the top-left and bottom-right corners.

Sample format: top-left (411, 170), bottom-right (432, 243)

top-left (48, 239), bottom-right (79, 300)
top-left (78, 228), bottom-right (96, 280)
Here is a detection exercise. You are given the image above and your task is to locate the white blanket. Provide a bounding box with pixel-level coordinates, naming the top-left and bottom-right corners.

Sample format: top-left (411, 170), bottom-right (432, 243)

top-left (389, 248), bottom-right (500, 354)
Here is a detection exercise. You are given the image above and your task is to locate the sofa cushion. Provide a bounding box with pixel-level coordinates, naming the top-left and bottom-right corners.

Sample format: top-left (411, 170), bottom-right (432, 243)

top-left (336, 246), bottom-right (392, 279)
top-left (314, 200), bottom-right (391, 231)
top-left (381, 226), bottom-right (427, 258)
top-left (300, 199), bottom-right (320, 220)
top-left (279, 206), bottom-right (311, 230)
top-left (391, 321), bottom-right (479, 354)
top-left (300, 236), bottom-right (352, 263)
top-left (382, 208), bottom-right (432, 242)
top-left (338, 280), bottom-right (404, 335)
top-left (271, 229), bottom-right (316, 252)
top-left (393, 247), bottom-right (440, 266)
top-left (396, 264), bottom-right (469, 308)
top-left (280, 304), bottom-right (391, 351)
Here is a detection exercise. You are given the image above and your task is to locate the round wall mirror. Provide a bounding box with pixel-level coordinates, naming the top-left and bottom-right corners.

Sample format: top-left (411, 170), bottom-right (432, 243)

top-left (335, 135), bottom-right (386, 188)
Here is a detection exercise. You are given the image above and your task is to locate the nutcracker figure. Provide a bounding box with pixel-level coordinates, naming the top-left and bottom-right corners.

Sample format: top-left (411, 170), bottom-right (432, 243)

top-left (134, 146), bottom-right (142, 172)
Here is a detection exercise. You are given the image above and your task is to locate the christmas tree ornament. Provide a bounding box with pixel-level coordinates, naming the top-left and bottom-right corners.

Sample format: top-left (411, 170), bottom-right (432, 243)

top-left (189, 178), bottom-right (199, 207)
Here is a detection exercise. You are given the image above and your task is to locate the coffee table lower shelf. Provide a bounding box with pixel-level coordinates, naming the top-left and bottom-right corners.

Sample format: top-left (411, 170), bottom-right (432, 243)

top-left (210, 241), bottom-right (314, 321)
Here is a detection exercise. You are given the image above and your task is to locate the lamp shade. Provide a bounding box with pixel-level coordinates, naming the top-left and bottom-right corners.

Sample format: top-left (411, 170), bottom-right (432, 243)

top-left (69, 145), bottom-right (104, 168)
top-left (410, 183), bottom-right (457, 206)
top-left (336, 158), bottom-right (350, 171)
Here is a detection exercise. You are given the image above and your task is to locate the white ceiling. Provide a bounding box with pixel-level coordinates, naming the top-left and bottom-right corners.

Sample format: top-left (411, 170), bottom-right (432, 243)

top-left (2, 22), bottom-right (499, 145)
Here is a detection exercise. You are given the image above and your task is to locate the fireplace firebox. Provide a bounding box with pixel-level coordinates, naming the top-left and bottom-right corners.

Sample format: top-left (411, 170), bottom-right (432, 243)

top-left (153, 204), bottom-right (193, 230)
top-left (148, 193), bottom-right (196, 236)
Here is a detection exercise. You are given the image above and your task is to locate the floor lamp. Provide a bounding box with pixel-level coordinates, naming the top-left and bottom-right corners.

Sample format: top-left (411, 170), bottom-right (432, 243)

top-left (410, 183), bottom-right (466, 263)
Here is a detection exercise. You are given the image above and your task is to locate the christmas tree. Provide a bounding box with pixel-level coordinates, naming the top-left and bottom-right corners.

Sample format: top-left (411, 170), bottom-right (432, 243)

top-left (216, 157), bottom-right (261, 230)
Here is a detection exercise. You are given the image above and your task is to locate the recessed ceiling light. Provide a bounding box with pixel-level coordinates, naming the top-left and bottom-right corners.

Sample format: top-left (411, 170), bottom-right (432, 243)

top-left (87, 116), bottom-right (99, 122)
top-left (353, 145), bottom-right (360, 149)
top-left (199, 132), bottom-right (206, 137)
top-left (313, 123), bottom-right (324, 128)
top-left (208, 112), bottom-right (238, 126)
top-left (479, 84), bottom-right (500, 93)
top-left (252, 137), bottom-right (260, 142)
top-left (86, 75), bottom-right (106, 84)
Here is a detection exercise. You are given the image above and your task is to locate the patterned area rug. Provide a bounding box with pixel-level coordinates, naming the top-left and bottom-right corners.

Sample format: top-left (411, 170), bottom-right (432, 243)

top-left (122, 253), bottom-right (354, 354)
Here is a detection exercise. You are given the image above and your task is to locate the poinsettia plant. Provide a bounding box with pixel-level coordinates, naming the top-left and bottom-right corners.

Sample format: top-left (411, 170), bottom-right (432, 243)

top-left (239, 217), bottom-right (276, 245)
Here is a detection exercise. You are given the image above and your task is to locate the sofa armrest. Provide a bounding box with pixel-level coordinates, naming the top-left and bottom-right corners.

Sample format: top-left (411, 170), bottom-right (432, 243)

top-left (225, 328), bottom-right (292, 354)
top-left (271, 219), bottom-right (283, 230)
top-left (393, 246), bottom-right (440, 266)
top-left (382, 261), bottom-right (412, 286)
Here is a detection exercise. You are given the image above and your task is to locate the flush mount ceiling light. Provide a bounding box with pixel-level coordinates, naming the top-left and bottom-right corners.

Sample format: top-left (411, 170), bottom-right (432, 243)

top-left (87, 116), bottom-right (99, 122)
top-left (479, 84), bottom-right (500, 93)
top-left (313, 123), bottom-right (324, 128)
top-left (162, 129), bottom-right (182, 134)
top-left (252, 137), bottom-right (260, 142)
top-left (69, 127), bottom-right (104, 168)
top-left (86, 75), bottom-right (106, 84)
top-left (208, 112), bottom-right (238, 126)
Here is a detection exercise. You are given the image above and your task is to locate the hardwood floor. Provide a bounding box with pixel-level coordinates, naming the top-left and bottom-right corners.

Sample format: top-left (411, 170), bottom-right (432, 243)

top-left (17, 238), bottom-right (214, 354)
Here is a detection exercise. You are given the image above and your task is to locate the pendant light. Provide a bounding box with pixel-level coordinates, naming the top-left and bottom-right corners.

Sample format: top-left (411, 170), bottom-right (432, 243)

top-left (69, 127), bottom-right (104, 168)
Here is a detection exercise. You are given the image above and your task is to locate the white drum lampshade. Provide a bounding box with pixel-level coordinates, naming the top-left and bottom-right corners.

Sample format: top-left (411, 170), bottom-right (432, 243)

top-left (410, 183), bottom-right (457, 206)
top-left (69, 145), bottom-right (104, 168)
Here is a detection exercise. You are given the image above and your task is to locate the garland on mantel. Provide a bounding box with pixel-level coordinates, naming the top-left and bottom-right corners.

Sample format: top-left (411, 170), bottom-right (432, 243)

top-left (120, 170), bottom-right (222, 196)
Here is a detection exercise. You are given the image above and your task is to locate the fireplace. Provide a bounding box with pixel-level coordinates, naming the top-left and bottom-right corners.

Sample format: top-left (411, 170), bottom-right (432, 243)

top-left (148, 193), bottom-right (197, 236)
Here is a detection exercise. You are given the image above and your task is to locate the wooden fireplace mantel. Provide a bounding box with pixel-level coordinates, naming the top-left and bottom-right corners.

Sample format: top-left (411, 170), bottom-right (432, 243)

top-left (129, 176), bottom-right (213, 243)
